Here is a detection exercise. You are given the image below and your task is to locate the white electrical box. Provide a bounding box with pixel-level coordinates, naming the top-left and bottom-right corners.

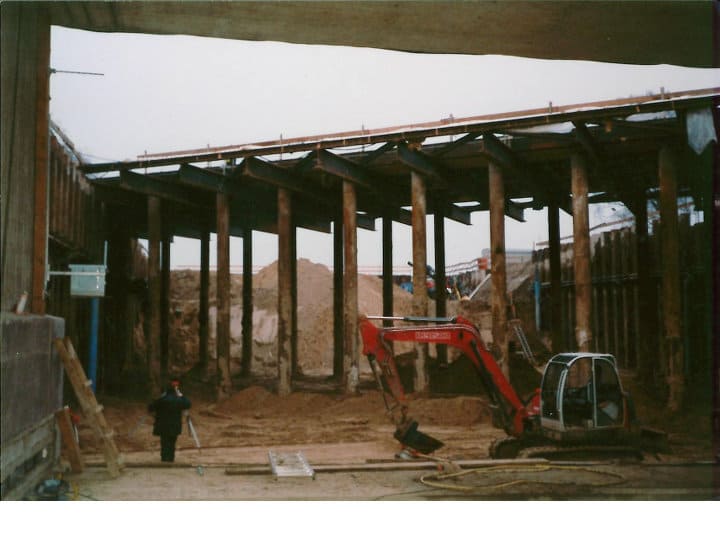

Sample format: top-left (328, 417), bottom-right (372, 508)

top-left (69, 264), bottom-right (106, 297)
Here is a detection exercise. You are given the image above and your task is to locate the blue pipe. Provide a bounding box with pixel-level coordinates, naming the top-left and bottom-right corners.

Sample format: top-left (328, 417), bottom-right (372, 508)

top-left (88, 297), bottom-right (100, 393)
top-left (534, 265), bottom-right (542, 332)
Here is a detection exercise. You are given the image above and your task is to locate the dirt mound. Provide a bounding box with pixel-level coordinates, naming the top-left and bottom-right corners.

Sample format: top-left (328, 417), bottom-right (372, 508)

top-left (169, 259), bottom-right (415, 377)
top-left (213, 385), bottom-right (340, 417)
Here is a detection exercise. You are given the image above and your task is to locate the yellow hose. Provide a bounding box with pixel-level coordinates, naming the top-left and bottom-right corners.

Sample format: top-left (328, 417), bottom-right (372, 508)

top-left (419, 463), bottom-right (627, 492)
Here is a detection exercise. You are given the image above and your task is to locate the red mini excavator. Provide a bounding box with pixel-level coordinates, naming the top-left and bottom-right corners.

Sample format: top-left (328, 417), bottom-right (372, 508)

top-left (359, 314), bottom-right (664, 459)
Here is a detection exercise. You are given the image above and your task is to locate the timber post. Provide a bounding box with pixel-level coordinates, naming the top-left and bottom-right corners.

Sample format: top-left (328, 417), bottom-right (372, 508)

top-left (411, 167), bottom-right (429, 392)
top-left (489, 162), bottom-right (509, 380)
top-left (343, 180), bottom-right (359, 394)
top-left (241, 227), bottom-right (253, 378)
top-left (434, 198), bottom-right (448, 366)
top-left (216, 192), bottom-right (232, 400)
top-left (382, 212), bottom-right (394, 326)
top-left (199, 229), bottom-right (210, 376)
top-left (277, 188), bottom-right (293, 395)
top-left (658, 145), bottom-right (685, 411)
top-left (160, 230), bottom-right (171, 376)
top-left (548, 197), bottom-right (563, 353)
top-left (571, 153), bottom-right (593, 352)
top-left (147, 196), bottom-right (162, 395)
top-left (333, 201), bottom-right (344, 381)
top-left (290, 214), bottom-right (298, 377)
top-left (632, 193), bottom-right (656, 384)
top-left (31, 11), bottom-right (50, 315)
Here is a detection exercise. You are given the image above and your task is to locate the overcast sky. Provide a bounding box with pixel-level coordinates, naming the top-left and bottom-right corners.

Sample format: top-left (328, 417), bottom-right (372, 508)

top-left (49, 26), bottom-right (720, 270)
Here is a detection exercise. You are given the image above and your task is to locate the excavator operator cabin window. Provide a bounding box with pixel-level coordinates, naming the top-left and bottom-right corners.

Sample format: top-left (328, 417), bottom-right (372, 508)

top-left (594, 358), bottom-right (623, 426)
top-left (565, 357), bottom-right (592, 389)
top-left (563, 357), bottom-right (593, 427)
top-left (541, 362), bottom-right (564, 419)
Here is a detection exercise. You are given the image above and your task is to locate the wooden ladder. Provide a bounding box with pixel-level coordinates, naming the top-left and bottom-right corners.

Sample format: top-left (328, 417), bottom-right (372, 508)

top-left (509, 318), bottom-right (537, 368)
top-left (54, 338), bottom-right (124, 477)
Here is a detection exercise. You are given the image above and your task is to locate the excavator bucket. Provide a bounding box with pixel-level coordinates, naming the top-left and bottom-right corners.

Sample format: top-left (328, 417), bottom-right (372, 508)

top-left (394, 420), bottom-right (444, 454)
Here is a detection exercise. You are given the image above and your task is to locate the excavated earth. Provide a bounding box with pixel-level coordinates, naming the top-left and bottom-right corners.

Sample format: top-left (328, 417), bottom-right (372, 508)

top-left (66, 379), bottom-right (717, 500)
top-left (63, 260), bottom-right (717, 500)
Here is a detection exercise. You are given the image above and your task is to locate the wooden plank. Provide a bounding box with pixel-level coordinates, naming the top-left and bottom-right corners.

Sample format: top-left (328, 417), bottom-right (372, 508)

top-left (621, 230), bottom-right (631, 367)
top-left (602, 232), bottom-right (612, 353)
top-left (633, 192), bottom-right (655, 384)
top-left (79, 190), bottom-right (87, 252)
top-left (60, 159), bottom-right (69, 240)
top-left (49, 137), bottom-right (59, 235)
top-left (73, 165), bottom-right (81, 246)
top-left (55, 406), bottom-right (84, 473)
top-left (225, 457), bottom-right (549, 475)
top-left (611, 231), bottom-right (620, 360)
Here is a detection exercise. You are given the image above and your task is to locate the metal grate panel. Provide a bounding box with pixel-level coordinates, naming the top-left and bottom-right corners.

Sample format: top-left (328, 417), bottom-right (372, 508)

top-left (268, 451), bottom-right (315, 480)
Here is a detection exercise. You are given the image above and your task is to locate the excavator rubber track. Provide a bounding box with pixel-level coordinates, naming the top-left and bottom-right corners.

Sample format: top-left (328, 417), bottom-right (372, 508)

top-left (490, 437), bottom-right (644, 461)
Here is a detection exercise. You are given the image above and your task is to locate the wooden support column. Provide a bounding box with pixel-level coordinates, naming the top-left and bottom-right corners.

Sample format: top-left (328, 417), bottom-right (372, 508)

top-left (489, 162), bottom-right (509, 380)
top-left (547, 199), bottom-right (563, 353)
top-left (290, 215), bottom-right (298, 377)
top-left (105, 208), bottom-right (132, 390)
top-left (277, 188), bottom-right (293, 395)
top-left (382, 213), bottom-right (394, 326)
top-left (571, 153), bottom-right (593, 352)
top-left (411, 169), bottom-right (429, 392)
top-left (241, 227), bottom-right (253, 378)
top-left (1, 5), bottom-right (51, 311)
top-left (216, 193), bottom-right (233, 400)
top-left (333, 207), bottom-right (344, 380)
top-left (434, 199), bottom-right (448, 366)
top-left (199, 229), bottom-right (210, 376)
top-left (343, 180), bottom-right (359, 394)
top-left (147, 196), bottom-right (162, 395)
top-left (633, 196), bottom-right (657, 384)
top-left (658, 145), bottom-right (685, 411)
top-left (160, 231), bottom-right (171, 376)
top-left (31, 13), bottom-right (50, 314)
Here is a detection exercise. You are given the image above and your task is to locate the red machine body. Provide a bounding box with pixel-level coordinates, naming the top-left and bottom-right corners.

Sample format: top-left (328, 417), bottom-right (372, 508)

top-left (359, 314), bottom-right (540, 438)
top-left (359, 314), bottom-right (654, 459)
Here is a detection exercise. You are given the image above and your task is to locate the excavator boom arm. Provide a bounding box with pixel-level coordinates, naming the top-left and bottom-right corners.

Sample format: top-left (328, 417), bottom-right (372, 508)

top-left (359, 315), bottom-right (529, 436)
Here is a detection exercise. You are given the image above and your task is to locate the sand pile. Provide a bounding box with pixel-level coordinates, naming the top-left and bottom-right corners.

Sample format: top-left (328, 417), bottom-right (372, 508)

top-left (169, 259), bottom-right (416, 377)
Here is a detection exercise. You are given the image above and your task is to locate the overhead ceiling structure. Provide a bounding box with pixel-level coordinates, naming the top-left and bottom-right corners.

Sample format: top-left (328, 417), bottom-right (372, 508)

top-left (82, 89), bottom-right (719, 240)
top-left (2, 1), bottom-right (718, 312)
top-left (45, 1), bottom-right (717, 67)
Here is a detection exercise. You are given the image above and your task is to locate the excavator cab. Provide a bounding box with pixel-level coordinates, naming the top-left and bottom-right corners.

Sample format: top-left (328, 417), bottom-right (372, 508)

top-left (539, 353), bottom-right (630, 442)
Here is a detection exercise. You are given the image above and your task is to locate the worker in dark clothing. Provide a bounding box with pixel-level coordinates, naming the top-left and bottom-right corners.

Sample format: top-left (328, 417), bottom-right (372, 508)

top-left (148, 379), bottom-right (191, 462)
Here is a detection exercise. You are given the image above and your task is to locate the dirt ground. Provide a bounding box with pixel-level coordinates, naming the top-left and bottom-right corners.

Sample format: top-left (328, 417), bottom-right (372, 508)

top-left (57, 261), bottom-right (717, 500)
top-left (61, 369), bottom-right (718, 501)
